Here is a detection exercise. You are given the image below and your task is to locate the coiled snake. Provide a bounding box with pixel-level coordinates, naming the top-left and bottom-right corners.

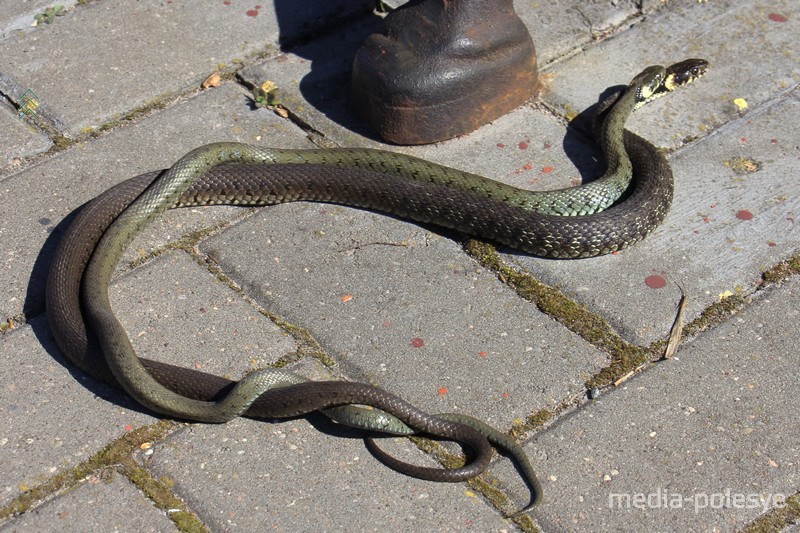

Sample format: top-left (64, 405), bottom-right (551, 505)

top-left (46, 59), bottom-right (707, 513)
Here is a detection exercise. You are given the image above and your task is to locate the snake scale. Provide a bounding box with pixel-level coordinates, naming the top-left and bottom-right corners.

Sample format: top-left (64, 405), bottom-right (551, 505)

top-left (46, 59), bottom-right (707, 513)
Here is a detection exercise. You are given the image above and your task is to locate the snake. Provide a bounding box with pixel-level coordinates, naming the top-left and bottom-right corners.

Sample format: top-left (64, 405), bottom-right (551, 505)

top-left (46, 58), bottom-right (707, 511)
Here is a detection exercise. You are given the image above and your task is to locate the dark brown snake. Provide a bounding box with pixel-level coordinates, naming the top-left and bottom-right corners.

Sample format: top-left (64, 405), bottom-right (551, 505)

top-left (45, 59), bottom-right (708, 513)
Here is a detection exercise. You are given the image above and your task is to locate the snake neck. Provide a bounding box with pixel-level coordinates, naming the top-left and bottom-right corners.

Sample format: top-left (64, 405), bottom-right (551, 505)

top-left (593, 84), bottom-right (637, 190)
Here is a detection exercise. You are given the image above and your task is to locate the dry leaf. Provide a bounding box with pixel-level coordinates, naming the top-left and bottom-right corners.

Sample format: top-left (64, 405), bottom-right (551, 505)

top-left (663, 286), bottom-right (688, 359)
top-left (613, 369), bottom-right (636, 386)
top-left (201, 72), bottom-right (222, 89)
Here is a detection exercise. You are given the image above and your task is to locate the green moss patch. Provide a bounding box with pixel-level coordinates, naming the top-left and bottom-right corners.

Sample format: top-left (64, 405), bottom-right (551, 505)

top-left (0, 421), bottom-right (208, 532)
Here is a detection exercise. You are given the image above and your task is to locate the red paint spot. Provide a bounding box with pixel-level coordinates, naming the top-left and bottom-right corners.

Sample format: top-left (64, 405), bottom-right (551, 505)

top-left (479, 351), bottom-right (488, 358)
top-left (768, 13), bottom-right (788, 22)
top-left (645, 275), bottom-right (667, 289)
top-left (543, 142), bottom-right (553, 149)
top-left (541, 166), bottom-right (554, 173)
top-left (437, 387), bottom-right (448, 395)
top-left (223, 0), bottom-right (231, 5)
top-left (740, 137), bottom-right (748, 143)
top-left (501, 392), bottom-right (510, 399)
top-left (518, 141), bottom-right (529, 150)
top-left (736, 209), bottom-right (754, 221)
top-left (710, 203), bottom-right (717, 208)
top-left (383, 321), bottom-right (392, 327)
top-left (522, 162), bottom-right (534, 171)
top-left (767, 241), bottom-right (777, 247)
top-left (770, 138), bottom-right (778, 144)
top-left (246, 8), bottom-right (259, 17)
top-left (410, 337), bottom-right (425, 348)
top-left (496, 143), bottom-right (506, 148)
top-left (702, 216), bottom-right (712, 223)
top-left (124, 425), bottom-right (134, 432)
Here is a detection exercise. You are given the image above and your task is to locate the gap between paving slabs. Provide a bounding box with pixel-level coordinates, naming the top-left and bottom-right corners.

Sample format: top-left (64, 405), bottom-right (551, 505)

top-left (464, 241), bottom-right (800, 428)
top-left (462, 245), bottom-right (800, 529)
top-left (0, 420), bottom-right (211, 533)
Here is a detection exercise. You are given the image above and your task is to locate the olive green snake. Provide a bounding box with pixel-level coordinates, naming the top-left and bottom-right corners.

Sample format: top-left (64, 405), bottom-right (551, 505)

top-left (46, 58), bottom-right (707, 514)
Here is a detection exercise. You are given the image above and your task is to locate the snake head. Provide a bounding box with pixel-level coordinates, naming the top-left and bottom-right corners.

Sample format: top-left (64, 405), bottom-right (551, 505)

top-left (633, 58), bottom-right (709, 108)
top-left (663, 58), bottom-right (710, 90)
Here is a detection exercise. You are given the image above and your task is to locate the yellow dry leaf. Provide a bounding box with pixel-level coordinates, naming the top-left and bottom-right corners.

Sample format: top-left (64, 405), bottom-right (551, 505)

top-left (201, 72), bottom-right (222, 89)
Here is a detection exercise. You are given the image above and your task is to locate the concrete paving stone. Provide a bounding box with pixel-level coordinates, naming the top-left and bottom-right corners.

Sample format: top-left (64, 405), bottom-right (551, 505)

top-left (201, 202), bottom-right (609, 428)
top-left (516, 0), bottom-right (640, 64)
top-left (543, 0), bottom-right (800, 149)
top-left (0, 1), bottom-right (80, 41)
top-left (492, 275), bottom-right (800, 531)
top-left (509, 93), bottom-right (800, 345)
top-left (399, 108), bottom-right (604, 194)
top-left (0, 0), bottom-right (375, 136)
top-left (0, 105), bottom-right (52, 169)
top-left (0, 470), bottom-right (177, 533)
top-left (0, 317), bottom-right (155, 508)
top-left (110, 250), bottom-right (296, 378)
top-left (0, 83), bottom-right (313, 321)
top-left (146, 397), bottom-right (513, 532)
top-left (239, 14), bottom-right (384, 148)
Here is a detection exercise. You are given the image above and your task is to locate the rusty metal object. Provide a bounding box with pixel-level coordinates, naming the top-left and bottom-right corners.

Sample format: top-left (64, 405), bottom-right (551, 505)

top-left (351, 0), bottom-right (538, 145)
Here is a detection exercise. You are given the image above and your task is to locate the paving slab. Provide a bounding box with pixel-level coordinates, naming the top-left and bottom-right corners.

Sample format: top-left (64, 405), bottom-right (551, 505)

top-left (0, 318), bottom-right (155, 507)
top-left (543, 0), bottom-right (800, 148)
top-left (111, 250), bottom-right (296, 379)
top-left (0, 105), bottom-right (52, 170)
top-left (0, 2), bottom-right (80, 41)
top-left (0, 0), bottom-right (374, 136)
top-left (0, 470), bottom-right (176, 533)
top-left (493, 275), bottom-right (800, 531)
top-left (0, 83), bottom-right (312, 321)
top-left (515, 0), bottom-right (640, 64)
